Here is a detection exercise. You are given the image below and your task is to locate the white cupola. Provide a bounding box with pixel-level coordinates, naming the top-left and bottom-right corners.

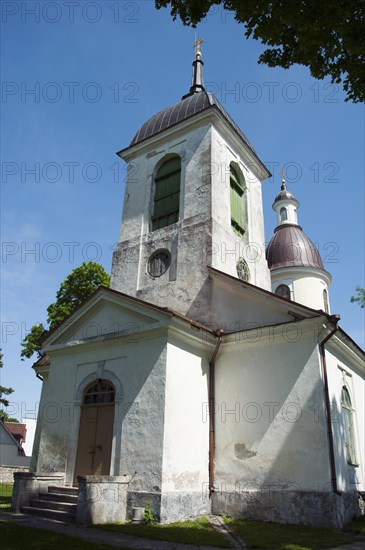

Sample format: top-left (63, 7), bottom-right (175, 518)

top-left (266, 178), bottom-right (332, 312)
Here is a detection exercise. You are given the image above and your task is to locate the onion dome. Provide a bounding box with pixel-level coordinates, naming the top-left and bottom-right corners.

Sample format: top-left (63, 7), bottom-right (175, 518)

top-left (273, 178), bottom-right (298, 207)
top-left (266, 224), bottom-right (324, 270)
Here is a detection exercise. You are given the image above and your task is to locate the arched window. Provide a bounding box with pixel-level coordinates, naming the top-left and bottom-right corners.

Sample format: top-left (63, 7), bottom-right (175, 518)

top-left (275, 284), bottom-right (291, 300)
top-left (280, 207), bottom-right (288, 221)
top-left (152, 157), bottom-right (181, 230)
top-left (236, 258), bottom-right (250, 282)
top-left (230, 164), bottom-right (246, 237)
top-left (323, 289), bottom-right (329, 313)
top-left (83, 380), bottom-right (115, 405)
top-left (341, 386), bottom-right (357, 464)
top-left (294, 208), bottom-right (298, 223)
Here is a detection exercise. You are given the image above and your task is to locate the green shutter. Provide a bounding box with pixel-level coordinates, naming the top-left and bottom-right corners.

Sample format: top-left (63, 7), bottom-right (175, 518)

top-left (152, 158), bottom-right (181, 230)
top-left (230, 165), bottom-right (245, 237)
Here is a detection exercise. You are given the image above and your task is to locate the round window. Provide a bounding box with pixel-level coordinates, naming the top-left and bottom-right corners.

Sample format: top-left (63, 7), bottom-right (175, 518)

top-left (147, 249), bottom-right (171, 278)
top-left (236, 258), bottom-right (250, 282)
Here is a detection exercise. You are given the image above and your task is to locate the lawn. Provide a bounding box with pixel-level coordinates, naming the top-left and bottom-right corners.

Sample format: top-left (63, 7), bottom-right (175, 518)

top-left (0, 484), bottom-right (12, 511)
top-left (96, 516), bottom-right (231, 548)
top-left (224, 517), bottom-right (365, 550)
top-left (0, 521), bottom-right (136, 550)
top-left (345, 515), bottom-right (365, 536)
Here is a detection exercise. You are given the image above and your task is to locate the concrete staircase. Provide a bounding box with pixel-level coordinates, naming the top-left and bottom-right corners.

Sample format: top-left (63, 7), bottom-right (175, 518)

top-left (21, 485), bottom-right (78, 522)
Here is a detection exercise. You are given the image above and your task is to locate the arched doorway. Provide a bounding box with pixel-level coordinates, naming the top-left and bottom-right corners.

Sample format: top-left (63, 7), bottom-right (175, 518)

top-left (73, 379), bottom-right (115, 485)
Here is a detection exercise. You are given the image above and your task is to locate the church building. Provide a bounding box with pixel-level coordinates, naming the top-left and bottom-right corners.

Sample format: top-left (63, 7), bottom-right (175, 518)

top-left (14, 46), bottom-right (364, 529)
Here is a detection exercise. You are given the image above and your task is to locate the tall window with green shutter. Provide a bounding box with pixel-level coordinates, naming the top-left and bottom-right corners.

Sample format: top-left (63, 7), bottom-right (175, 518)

top-left (152, 157), bottom-right (181, 231)
top-left (230, 164), bottom-right (246, 237)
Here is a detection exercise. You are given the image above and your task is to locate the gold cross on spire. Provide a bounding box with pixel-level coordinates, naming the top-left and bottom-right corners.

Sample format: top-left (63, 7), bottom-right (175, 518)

top-left (194, 37), bottom-right (203, 59)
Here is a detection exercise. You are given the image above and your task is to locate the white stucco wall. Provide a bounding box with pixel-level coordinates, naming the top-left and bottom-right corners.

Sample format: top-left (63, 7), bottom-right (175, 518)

top-left (210, 126), bottom-right (271, 291)
top-left (271, 268), bottom-right (331, 312)
top-left (325, 344), bottom-right (365, 492)
top-left (214, 327), bottom-right (330, 493)
top-left (110, 115), bottom-right (271, 317)
top-left (33, 320), bottom-right (169, 492)
top-left (161, 336), bottom-right (210, 492)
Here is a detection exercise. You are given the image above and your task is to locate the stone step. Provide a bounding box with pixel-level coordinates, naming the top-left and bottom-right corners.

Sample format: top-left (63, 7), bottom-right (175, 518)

top-left (39, 491), bottom-right (78, 504)
top-left (48, 485), bottom-right (78, 497)
top-left (30, 499), bottom-right (77, 513)
top-left (21, 506), bottom-right (76, 522)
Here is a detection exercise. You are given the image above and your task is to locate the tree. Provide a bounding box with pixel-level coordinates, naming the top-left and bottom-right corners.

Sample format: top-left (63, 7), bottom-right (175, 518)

top-left (155, 0), bottom-right (365, 102)
top-left (21, 262), bottom-right (110, 360)
top-left (0, 350), bottom-right (18, 422)
top-left (351, 286), bottom-right (365, 308)
top-left (0, 350), bottom-right (14, 407)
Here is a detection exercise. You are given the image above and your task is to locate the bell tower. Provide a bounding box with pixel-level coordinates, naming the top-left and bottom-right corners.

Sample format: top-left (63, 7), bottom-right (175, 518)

top-left (110, 45), bottom-right (272, 317)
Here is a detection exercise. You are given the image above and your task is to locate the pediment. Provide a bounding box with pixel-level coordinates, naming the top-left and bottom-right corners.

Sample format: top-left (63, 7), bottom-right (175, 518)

top-left (43, 288), bottom-right (170, 349)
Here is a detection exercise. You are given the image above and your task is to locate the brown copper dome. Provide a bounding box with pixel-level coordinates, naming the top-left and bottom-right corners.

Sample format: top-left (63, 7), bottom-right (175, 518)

top-left (266, 224), bottom-right (324, 270)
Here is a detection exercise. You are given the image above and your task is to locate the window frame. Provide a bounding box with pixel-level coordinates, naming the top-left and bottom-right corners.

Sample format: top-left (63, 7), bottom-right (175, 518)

top-left (83, 379), bottom-right (115, 405)
top-left (275, 284), bottom-right (291, 300)
top-left (341, 386), bottom-right (358, 466)
top-left (152, 156), bottom-right (181, 231)
top-left (230, 164), bottom-right (246, 237)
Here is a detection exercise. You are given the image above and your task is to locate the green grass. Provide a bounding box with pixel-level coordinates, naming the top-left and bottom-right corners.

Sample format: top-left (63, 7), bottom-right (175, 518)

top-left (0, 521), bottom-right (136, 550)
top-left (224, 517), bottom-right (365, 549)
top-left (345, 514), bottom-right (365, 535)
top-left (0, 484), bottom-right (13, 511)
top-left (97, 516), bottom-right (231, 548)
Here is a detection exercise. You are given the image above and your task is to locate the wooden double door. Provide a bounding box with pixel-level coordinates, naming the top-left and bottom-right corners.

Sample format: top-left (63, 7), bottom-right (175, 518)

top-left (74, 402), bottom-right (115, 485)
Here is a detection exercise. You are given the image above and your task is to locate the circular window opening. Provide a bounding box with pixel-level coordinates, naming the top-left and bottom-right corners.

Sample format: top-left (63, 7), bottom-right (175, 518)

top-left (147, 249), bottom-right (171, 278)
top-left (236, 258), bottom-right (250, 282)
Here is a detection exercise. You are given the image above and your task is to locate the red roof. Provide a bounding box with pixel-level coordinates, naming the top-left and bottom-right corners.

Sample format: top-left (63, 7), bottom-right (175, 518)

top-left (4, 422), bottom-right (27, 443)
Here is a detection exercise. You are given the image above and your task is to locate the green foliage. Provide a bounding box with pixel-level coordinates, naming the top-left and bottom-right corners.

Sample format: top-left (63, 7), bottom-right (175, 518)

top-left (21, 262), bottom-right (110, 361)
top-left (0, 412), bottom-right (19, 422)
top-left (351, 286), bottom-right (365, 308)
top-left (0, 484), bottom-right (13, 511)
top-left (144, 503), bottom-right (155, 524)
top-left (155, 0), bottom-right (365, 102)
top-left (0, 349), bottom-right (14, 407)
top-left (20, 323), bottom-right (47, 360)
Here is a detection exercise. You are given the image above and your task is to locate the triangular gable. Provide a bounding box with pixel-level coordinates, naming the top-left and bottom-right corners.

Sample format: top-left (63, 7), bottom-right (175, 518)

top-left (43, 287), bottom-right (173, 350)
top-left (0, 421), bottom-right (25, 453)
top-left (190, 267), bottom-right (323, 332)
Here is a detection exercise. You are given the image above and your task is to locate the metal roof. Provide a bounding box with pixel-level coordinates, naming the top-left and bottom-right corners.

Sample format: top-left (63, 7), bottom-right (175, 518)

top-left (266, 224), bottom-right (324, 270)
top-left (129, 90), bottom-right (257, 155)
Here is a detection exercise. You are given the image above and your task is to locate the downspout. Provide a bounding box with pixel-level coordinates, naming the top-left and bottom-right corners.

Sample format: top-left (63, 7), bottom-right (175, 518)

top-left (209, 329), bottom-right (224, 496)
top-left (319, 314), bottom-right (341, 495)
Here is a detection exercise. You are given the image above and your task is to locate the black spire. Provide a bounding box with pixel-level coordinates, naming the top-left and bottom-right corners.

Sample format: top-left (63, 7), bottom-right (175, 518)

top-left (182, 38), bottom-right (205, 99)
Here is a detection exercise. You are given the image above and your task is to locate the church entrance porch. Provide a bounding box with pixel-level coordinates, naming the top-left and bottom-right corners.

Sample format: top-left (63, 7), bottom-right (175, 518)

top-left (73, 380), bottom-right (115, 485)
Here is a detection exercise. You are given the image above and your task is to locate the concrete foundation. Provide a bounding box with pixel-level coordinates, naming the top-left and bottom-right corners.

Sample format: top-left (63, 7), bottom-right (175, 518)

top-left (12, 472), bottom-right (65, 513)
top-left (76, 475), bottom-right (130, 525)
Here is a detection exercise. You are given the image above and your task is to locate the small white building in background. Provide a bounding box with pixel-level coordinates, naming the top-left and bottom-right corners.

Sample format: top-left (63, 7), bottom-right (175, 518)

top-left (21, 418), bottom-right (37, 458)
top-left (24, 50), bottom-right (364, 528)
top-left (0, 421), bottom-right (30, 468)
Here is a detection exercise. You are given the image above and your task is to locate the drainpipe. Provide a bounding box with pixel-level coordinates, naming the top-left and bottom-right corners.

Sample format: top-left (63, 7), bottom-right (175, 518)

top-left (319, 314), bottom-right (341, 495)
top-left (36, 373), bottom-right (44, 382)
top-left (209, 329), bottom-right (224, 496)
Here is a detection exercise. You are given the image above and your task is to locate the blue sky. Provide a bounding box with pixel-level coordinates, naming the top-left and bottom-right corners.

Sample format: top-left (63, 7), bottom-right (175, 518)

top-left (1, 1), bottom-right (364, 421)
